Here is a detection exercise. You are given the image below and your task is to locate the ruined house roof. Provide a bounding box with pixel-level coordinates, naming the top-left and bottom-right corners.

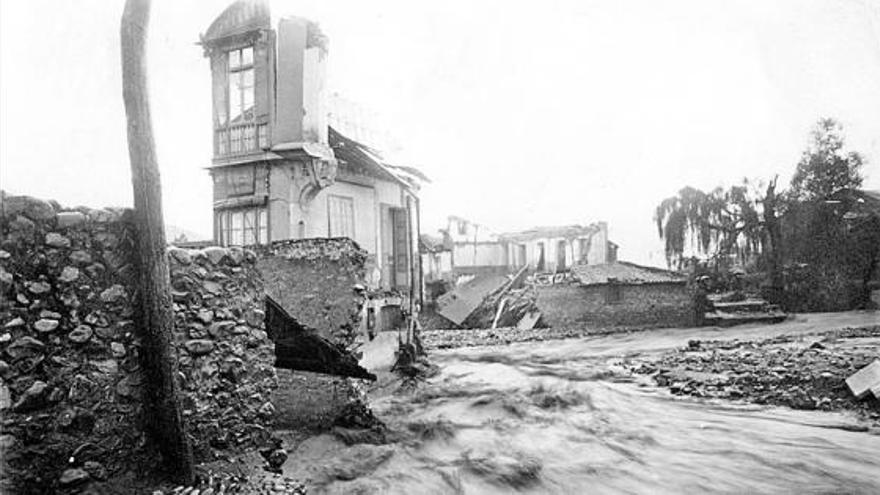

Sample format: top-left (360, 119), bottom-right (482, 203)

top-left (500, 224), bottom-right (601, 242)
top-left (202, 0), bottom-right (270, 44)
top-left (571, 261), bottom-right (685, 286)
top-left (329, 126), bottom-right (428, 191)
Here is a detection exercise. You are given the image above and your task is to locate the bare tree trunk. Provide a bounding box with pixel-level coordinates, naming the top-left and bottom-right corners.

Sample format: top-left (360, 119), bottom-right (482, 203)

top-left (763, 176), bottom-right (783, 304)
top-left (121, 0), bottom-right (194, 483)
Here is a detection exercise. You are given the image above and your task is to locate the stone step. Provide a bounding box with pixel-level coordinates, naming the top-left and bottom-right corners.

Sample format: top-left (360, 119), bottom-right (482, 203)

top-left (710, 299), bottom-right (771, 312)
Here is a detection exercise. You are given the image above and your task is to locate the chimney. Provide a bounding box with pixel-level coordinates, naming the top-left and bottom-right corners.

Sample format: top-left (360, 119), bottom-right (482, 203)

top-left (274, 17), bottom-right (329, 146)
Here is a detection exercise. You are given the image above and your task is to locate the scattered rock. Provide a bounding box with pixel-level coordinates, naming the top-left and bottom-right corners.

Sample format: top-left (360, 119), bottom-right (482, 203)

top-left (184, 339), bottom-right (215, 356)
top-left (58, 266), bottom-right (80, 283)
top-left (203, 247), bottom-right (228, 265)
top-left (33, 319), bottom-right (60, 333)
top-left (27, 281), bottom-right (51, 295)
top-left (3, 317), bottom-right (25, 329)
top-left (100, 284), bottom-right (127, 303)
top-left (5, 336), bottom-right (45, 359)
top-left (39, 310), bottom-right (61, 319)
top-left (12, 380), bottom-right (49, 412)
top-left (197, 309), bottom-right (214, 324)
top-left (45, 232), bottom-right (71, 248)
top-left (59, 468), bottom-right (90, 487)
top-left (110, 342), bottom-right (126, 358)
top-left (69, 250), bottom-right (93, 264)
top-left (0, 333), bottom-right (10, 344)
top-left (56, 211), bottom-right (86, 228)
top-left (168, 247), bottom-right (193, 265)
top-left (68, 325), bottom-right (94, 344)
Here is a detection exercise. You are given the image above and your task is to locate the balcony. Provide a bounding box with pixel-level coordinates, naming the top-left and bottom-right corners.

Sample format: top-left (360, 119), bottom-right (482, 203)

top-left (215, 122), bottom-right (269, 157)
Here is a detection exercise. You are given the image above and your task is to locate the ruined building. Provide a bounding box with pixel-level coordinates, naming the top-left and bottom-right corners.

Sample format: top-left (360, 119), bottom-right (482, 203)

top-left (439, 216), bottom-right (617, 277)
top-left (199, 1), bottom-right (426, 295)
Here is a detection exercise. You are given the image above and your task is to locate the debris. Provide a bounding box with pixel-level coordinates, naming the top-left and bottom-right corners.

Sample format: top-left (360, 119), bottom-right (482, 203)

top-left (516, 311), bottom-right (541, 330)
top-left (436, 273), bottom-right (510, 326)
top-left (266, 296), bottom-right (376, 380)
top-left (846, 359), bottom-right (880, 400)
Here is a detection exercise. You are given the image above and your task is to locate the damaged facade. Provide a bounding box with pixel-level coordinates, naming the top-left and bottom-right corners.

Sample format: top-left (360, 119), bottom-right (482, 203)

top-left (200, 1), bottom-right (426, 298)
top-left (436, 216), bottom-right (617, 278)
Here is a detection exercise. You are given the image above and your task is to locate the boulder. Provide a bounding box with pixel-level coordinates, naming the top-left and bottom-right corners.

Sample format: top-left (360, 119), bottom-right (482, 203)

top-left (59, 468), bottom-right (90, 487)
top-left (5, 336), bottom-right (45, 359)
top-left (68, 325), bottom-right (94, 344)
top-left (100, 284), bottom-right (127, 303)
top-left (56, 211), bottom-right (86, 228)
top-left (45, 232), bottom-right (71, 249)
top-left (185, 339), bottom-right (215, 356)
top-left (34, 319), bottom-right (59, 333)
top-left (58, 266), bottom-right (80, 283)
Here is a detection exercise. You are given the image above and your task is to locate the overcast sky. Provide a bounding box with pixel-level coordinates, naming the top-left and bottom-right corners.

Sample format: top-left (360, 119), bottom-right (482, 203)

top-left (2, 0), bottom-right (879, 266)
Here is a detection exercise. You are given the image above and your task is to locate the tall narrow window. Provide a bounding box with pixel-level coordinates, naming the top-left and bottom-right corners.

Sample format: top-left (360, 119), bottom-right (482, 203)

top-left (230, 211), bottom-right (244, 246)
top-left (228, 46), bottom-right (254, 125)
top-left (328, 195), bottom-right (355, 238)
top-left (258, 209), bottom-right (269, 244)
top-left (242, 210), bottom-right (256, 245)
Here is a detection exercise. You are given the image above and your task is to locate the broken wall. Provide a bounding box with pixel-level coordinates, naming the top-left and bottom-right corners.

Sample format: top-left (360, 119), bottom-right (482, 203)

top-left (256, 238), bottom-right (367, 347)
top-left (536, 283), bottom-right (694, 329)
top-left (0, 194), bottom-right (276, 493)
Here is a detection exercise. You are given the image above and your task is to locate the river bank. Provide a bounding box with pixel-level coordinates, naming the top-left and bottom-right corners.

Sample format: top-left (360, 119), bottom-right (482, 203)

top-left (630, 324), bottom-right (880, 428)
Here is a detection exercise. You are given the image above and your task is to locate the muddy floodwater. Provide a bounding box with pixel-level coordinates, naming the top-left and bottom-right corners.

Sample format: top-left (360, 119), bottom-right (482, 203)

top-left (289, 312), bottom-right (880, 494)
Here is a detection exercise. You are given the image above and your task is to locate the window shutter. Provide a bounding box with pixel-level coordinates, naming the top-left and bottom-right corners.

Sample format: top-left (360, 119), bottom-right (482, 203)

top-left (254, 36), bottom-right (271, 122)
top-left (211, 52), bottom-right (228, 127)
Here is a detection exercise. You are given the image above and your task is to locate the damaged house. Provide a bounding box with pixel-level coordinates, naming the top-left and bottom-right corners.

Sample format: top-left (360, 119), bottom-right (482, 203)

top-left (536, 261), bottom-right (695, 328)
top-left (200, 1), bottom-right (426, 307)
top-left (438, 216), bottom-right (617, 278)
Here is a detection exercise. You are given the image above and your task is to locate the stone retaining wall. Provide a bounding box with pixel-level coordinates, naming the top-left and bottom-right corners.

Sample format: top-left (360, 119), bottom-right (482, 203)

top-left (537, 282), bottom-right (695, 329)
top-left (0, 194), bottom-right (276, 492)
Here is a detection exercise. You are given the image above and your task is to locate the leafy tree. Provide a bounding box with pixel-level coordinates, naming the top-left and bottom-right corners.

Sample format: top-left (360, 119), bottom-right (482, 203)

top-left (654, 180), bottom-right (765, 268)
top-left (789, 118), bottom-right (864, 201)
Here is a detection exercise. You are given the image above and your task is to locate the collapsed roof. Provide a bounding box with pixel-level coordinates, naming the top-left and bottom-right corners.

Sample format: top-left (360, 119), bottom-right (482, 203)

top-left (329, 126), bottom-right (429, 191)
top-left (500, 224), bottom-right (602, 242)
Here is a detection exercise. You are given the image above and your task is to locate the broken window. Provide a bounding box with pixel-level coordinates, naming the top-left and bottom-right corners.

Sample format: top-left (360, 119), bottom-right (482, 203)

top-left (328, 195), bottom-right (355, 239)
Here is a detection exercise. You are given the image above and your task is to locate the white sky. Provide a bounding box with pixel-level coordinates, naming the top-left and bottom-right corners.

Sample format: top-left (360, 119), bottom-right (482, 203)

top-left (2, 0), bottom-right (879, 266)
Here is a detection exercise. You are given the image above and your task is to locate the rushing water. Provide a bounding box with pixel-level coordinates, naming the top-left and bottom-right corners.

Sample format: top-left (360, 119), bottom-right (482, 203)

top-left (290, 312), bottom-right (880, 494)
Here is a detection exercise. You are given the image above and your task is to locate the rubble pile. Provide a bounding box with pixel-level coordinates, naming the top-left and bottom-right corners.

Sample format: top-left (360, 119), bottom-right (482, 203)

top-left (167, 246), bottom-right (277, 459)
top-left (463, 285), bottom-right (542, 330)
top-left (256, 239), bottom-right (367, 347)
top-left (0, 194), bottom-right (151, 492)
top-left (423, 326), bottom-right (619, 350)
top-left (632, 325), bottom-right (880, 425)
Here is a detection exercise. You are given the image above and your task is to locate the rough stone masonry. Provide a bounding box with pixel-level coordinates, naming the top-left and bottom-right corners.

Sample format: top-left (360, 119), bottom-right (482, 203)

top-left (0, 193), bottom-right (276, 493)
